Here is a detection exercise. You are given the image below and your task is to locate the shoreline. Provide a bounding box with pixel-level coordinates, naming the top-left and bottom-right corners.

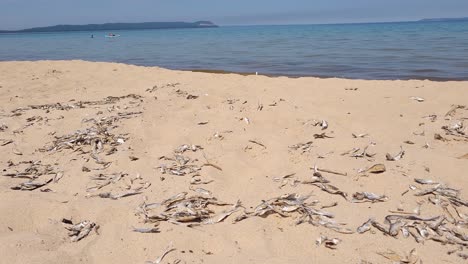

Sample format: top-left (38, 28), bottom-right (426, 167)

top-left (0, 60), bottom-right (467, 264)
top-left (2, 59), bottom-right (468, 82)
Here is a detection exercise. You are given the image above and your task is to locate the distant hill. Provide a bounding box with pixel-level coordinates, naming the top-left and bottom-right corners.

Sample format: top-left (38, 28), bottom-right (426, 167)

top-left (419, 17), bottom-right (468, 22)
top-left (0, 21), bottom-right (218, 33)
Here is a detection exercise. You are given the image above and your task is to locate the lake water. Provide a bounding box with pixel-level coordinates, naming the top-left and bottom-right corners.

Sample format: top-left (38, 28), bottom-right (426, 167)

top-left (1, 21), bottom-right (468, 80)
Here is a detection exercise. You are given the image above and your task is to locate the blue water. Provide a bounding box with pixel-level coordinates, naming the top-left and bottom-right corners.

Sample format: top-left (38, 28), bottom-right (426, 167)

top-left (1, 21), bottom-right (468, 80)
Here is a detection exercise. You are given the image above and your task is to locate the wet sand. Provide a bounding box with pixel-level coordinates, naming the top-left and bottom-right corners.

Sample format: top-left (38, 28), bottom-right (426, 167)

top-left (0, 60), bottom-right (467, 263)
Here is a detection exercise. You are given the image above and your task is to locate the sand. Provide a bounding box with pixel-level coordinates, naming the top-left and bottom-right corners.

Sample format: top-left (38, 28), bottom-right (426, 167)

top-left (0, 60), bottom-right (467, 264)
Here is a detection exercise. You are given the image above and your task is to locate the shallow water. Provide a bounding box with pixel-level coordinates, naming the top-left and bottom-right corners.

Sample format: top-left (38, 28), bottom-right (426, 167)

top-left (1, 21), bottom-right (468, 80)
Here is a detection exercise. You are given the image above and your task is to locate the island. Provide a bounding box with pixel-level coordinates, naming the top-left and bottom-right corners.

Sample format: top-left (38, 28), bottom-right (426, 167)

top-left (0, 21), bottom-right (218, 33)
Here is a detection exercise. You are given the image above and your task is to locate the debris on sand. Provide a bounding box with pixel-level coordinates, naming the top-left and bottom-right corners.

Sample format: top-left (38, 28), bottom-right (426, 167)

top-left (236, 193), bottom-right (354, 234)
top-left (64, 219), bottom-right (99, 242)
top-left (0, 139), bottom-right (13, 146)
top-left (313, 133), bottom-right (334, 139)
top-left (136, 192), bottom-right (241, 227)
top-left (445, 105), bottom-right (465, 117)
top-left (86, 172), bottom-right (150, 199)
top-left (289, 141), bottom-right (313, 153)
top-left (352, 133), bottom-right (368, 138)
top-left (146, 242), bottom-right (176, 264)
top-left (364, 164), bottom-right (386, 174)
top-left (434, 133), bottom-right (448, 141)
top-left (378, 248), bottom-right (419, 264)
top-left (11, 178), bottom-right (53, 191)
top-left (342, 144), bottom-right (376, 159)
top-left (351, 192), bottom-right (388, 203)
top-left (273, 173), bottom-right (299, 188)
top-left (316, 235), bottom-right (341, 249)
top-left (410, 96), bottom-right (425, 102)
top-left (386, 146), bottom-right (405, 161)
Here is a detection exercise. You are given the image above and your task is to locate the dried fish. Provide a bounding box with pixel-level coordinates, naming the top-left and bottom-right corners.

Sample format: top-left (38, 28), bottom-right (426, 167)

top-left (273, 173), bottom-right (299, 188)
top-left (378, 248), bottom-right (419, 264)
top-left (203, 200), bottom-right (242, 225)
top-left (357, 218), bottom-right (374, 234)
top-left (386, 146), bottom-right (405, 161)
top-left (313, 133), bottom-right (333, 139)
top-left (349, 144), bottom-right (376, 159)
top-left (138, 192), bottom-right (237, 226)
top-left (146, 242), bottom-right (175, 264)
top-left (352, 133), bottom-right (368, 138)
top-left (414, 178), bottom-right (438, 185)
top-left (64, 220), bottom-right (99, 242)
top-left (190, 186), bottom-right (212, 197)
top-left (316, 235), bottom-right (341, 249)
top-left (365, 164), bottom-right (386, 174)
top-left (311, 183), bottom-right (348, 200)
top-left (132, 226), bottom-right (160, 233)
top-left (320, 120), bottom-right (328, 130)
top-left (174, 144), bottom-right (203, 154)
top-left (289, 141), bottom-right (313, 153)
top-left (410, 96), bottom-right (425, 102)
top-left (445, 105), bottom-right (465, 117)
top-left (53, 171), bottom-right (64, 183)
top-left (11, 178), bottom-right (52, 191)
top-left (351, 192), bottom-right (388, 203)
top-left (434, 133), bottom-right (448, 141)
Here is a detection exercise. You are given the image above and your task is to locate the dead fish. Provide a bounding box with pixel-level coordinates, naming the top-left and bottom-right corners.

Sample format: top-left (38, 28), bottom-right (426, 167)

top-left (378, 248), bottom-right (419, 264)
top-left (357, 218), bottom-right (374, 234)
top-left (65, 220), bottom-right (98, 242)
top-left (313, 133), bottom-right (333, 139)
top-left (203, 200), bottom-right (241, 225)
top-left (321, 120), bottom-right (328, 130)
top-left (410, 96), bottom-right (425, 102)
top-left (316, 235), bottom-right (341, 249)
top-left (388, 219), bottom-right (405, 236)
top-left (190, 186), bottom-right (212, 197)
top-left (386, 147), bottom-right (405, 161)
top-left (11, 178), bottom-right (53, 191)
top-left (445, 104), bottom-right (465, 117)
top-left (352, 192), bottom-right (388, 203)
top-left (312, 183), bottom-right (348, 200)
top-left (162, 192), bottom-right (187, 205)
top-left (352, 133), bottom-right (368, 138)
top-left (54, 171), bottom-right (64, 183)
top-left (132, 226), bottom-right (160, 233)
top-left (146, 242), bottom-right (175, 264)
top-left (434, 133), bottom-right (448, 141)
top-left (414, 178), bottom-right (438, 185)
top-left (365, 164), bottom-right (386, 174)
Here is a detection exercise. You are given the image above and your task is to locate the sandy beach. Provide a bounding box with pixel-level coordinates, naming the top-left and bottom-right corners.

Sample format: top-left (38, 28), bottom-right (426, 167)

top-left (0, 60), bottom-right (467, 263)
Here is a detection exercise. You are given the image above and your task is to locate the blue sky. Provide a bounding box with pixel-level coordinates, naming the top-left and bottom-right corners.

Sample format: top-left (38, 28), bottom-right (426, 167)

top-left (1, 0), bottom-right (467, 29)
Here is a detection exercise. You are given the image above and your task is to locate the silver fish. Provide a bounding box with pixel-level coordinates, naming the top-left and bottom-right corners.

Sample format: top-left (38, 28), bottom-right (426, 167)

top-left (146, 242), bottom-right (175, 264)
top-left (132, 226), bottom-right (160, 233)
top-left (357, 218), bottom-right (374, 234)
top-left (386, 147), bottom-right (405, 161)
